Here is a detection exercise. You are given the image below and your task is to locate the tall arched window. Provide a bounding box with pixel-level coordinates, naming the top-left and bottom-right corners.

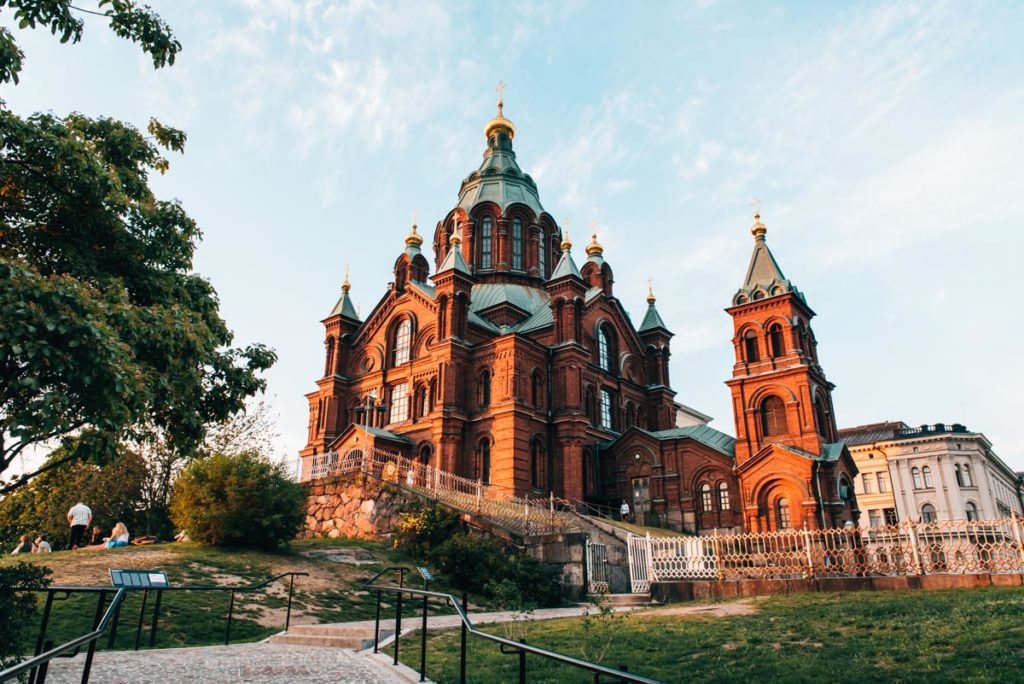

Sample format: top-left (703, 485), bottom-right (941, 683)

top-left (814, 398), bottom-right (829, 436)
top-left (955, 466), bottom-right (964, 487)
top-left (324, 337), bottom-right (336, 376)
top-left (598, 326), bottom-right (611, 371)
top-left (964, 502), bottom-right (978, 521)
top-left (961, 464), bottom-right (973, 487)
top-left (477, 438), bottom-right (491, 484)
top-left (389, 383), bottom-right (409, 423)
top-left (480, 216), bottom-right (493, 269)
top-left (769, 323), bottom-right (785, 358)
top-left (700, 483), bottom-right (713, 512)
top-left (538, 228), bottom-right (547, 277)
top-left (776, 498), bottom-right (792, 529)
top-left (912, 467), bottom-right (923, 489)
top-left (922, 466), bottom-right (933, 488)
top-left (477, 370), bottom-right (491, 407)
top-left (531, 371), bottom-right (543, 408)
top-left (599, 388), bottom-right (615, 430)
top-left (920, 503), bottom-right (937, 523)
top-left (760, 396), bottom-right (787, 436)
top-left (512, 218), bottom-right (523, 270)
top-left (531, 439), bottom-right (546, 490)
top-left (419, 444), bottom-right (432, 465)
top-left (718, 482), bottom-right (730, 510)
top-left (392, 319), bottom-right (411, 366)
top-left (743, 330), bottom-right (760, 362)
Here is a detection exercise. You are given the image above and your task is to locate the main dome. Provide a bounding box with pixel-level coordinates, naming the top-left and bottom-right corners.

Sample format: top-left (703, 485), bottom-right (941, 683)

top-left (456, 108), bottom-right (544, 215)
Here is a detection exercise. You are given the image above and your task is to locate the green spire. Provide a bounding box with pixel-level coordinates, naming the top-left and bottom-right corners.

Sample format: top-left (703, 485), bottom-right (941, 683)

top-left (638, 281), bottom-right (669, 333)
top-left (328, 265), bottom-right (360, 320)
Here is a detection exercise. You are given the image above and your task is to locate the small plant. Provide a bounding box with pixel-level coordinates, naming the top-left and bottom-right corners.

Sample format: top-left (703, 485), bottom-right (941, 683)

top-left (578, 590), bottom-right (623, 664)
top-left (484, 578), bottom-right (535, 643)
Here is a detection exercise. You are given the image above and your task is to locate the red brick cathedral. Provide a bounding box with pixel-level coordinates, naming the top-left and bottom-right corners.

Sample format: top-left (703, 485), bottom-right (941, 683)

top-left (300, 100), bottom-right (859, 533)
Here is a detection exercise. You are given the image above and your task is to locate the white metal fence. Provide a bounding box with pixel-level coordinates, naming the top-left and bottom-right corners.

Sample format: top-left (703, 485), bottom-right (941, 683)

top-left (300, 448), bottom-right (580, 536)
top-left (628, 516), bottom-right (1024, 587)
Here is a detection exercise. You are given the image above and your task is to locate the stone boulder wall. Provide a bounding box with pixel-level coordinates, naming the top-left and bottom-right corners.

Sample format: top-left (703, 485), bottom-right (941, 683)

top-left (302, 474), bottom-right (409, 540)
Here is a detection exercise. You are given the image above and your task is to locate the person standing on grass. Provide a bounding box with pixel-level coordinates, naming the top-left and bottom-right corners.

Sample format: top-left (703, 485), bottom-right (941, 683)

top-left (67, 501), bottom-right (92, 549)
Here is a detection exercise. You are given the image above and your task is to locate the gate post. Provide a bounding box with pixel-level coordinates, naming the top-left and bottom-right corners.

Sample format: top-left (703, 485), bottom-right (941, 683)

top-left (1010, 512), bottom-right (1024, 573)
top-left (802, 523), bottom-right (815, 578)
top-left (476, 480), bottom-right (483, 514)
top-left (645, 532), bottom-right (656, 588)
top-left (907, 520), bottom-right (924, 576)
top-left (712, 530), bottom-right (723, 581)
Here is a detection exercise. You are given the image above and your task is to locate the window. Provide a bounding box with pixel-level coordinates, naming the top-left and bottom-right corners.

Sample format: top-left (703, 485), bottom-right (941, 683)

top-left (911, 467), bottom-right (923, 489)
top-left (701, 483), bottom-right (713, 512)
top-left (760, 396), bottom-right (787, 436)
top-left (512, 218), bottom-right (523, 270)
top-left (477, 438), bottom-right (491, 484)
top-left (718, 482), bottom-right (730, 511)
top-left (868, 510), bottom-right (882, 528)
top-left (531, 371), bottom-right (543, 409)
top-left (538, 228), bottom-right (546, 277)
top-left (922, 466), bottom-right (933, 488)
top-left (743, 330), bottom-right (760, 362)
top-left (324, 337), bottom-right (335, 376)
top-left (883, 508), bottom-right (899, 525)
top-left (876, 472), bottom-right (888, 493)
top-left (419, 444), bottom-right (432, 465)
top-left (965, 502), bottom-right (978, 521)
top-left (392, 319), bottom-right (411, 366)
top-left (961, 464), bottom-right (973, 487)
top-left (920, 503), bottom-right (937, 523)
top-left (389, 383), bottom-right (409, 423)
top-left (478, 370), bottom-right (491, 407)
top-left (776, 498), bottom-right (792, 529)
top-left (769, 323), bottom-right (785, 358)
top-left (531, 440), bottom-right (546, 490)
top-left (598, 326), bottom-right (611, 371)
top-left (480, 216), bottom-right (493, 269)
top-left (861, 474), bottom-right (874, 494)
top-left (599, 389), bottom-right (614, 430)
top-left (625, 403), bottom-right (636, 428)
top-left (955, 466), bottom-right (963, 487)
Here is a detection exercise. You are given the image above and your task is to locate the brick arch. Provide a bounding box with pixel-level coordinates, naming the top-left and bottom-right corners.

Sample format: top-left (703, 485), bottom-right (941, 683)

top-left (753, 477), bottom-right (808, 531)
top-left (413, 323), bottom-right (435, 357)
top-left (747, 383), bottom-right (799, 407)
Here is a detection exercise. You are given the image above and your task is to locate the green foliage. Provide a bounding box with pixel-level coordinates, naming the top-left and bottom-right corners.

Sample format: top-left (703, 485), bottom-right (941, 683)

top-left (0, 443), bottom-right (148, 549)
top-left (0, 0), bottom-right (181, 85)
top-left (0, 561), bottom-right (51, 672)
top-left (433, 534), bottom-right (562, 608)
top-left (170, 453), bottom-right (304, 549)
top-left (393, 499), bottom-right (460, 558)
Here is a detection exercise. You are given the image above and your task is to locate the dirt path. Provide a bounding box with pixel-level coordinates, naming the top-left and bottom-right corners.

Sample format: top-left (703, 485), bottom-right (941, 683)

top-left (644, 598), bottom-right (760, 618)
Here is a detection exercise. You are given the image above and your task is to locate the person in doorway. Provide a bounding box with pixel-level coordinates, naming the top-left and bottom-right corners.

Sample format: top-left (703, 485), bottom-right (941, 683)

top-left (34, 535), bottom-right (52, 553)
top-left (620, 500), bottom-right (631, 521)
top-left (67, 501), bottom-right (92, 549)
top-left (11, 534), bottom-right (34, 554)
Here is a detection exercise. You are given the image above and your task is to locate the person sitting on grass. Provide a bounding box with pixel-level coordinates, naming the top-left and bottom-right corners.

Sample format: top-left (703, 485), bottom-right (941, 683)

top-left (89, 522), bottom-right (130, 549)
top-left (89, 526), bottom-right (104, 546)
top-left (11, 534), bottom-right (34, 554)
top-left (34, 535), bottom-right (52, 553)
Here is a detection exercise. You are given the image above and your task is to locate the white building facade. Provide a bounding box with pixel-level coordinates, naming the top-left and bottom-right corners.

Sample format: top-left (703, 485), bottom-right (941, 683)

top-left (839, 421), bottom-right (1023, 529)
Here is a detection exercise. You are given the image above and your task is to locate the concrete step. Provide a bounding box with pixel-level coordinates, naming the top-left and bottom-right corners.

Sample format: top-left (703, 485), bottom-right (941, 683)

top-left (286, 624), bottom-right (394, 638)
top-left (593, 593), bottom-right (652, 607)
top-left (269, 625), bottom-right (395, 650)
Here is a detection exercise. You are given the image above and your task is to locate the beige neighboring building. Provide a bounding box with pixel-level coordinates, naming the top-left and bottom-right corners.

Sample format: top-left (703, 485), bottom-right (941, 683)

top-left (839, 421), bottom-right (1023, 528)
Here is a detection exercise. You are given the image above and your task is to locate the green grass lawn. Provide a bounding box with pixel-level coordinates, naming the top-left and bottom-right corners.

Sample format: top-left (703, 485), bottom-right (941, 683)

top-left (2, 537), bottom-right (463, 656)
top-left (393, 586), bottom-right (1024, 684)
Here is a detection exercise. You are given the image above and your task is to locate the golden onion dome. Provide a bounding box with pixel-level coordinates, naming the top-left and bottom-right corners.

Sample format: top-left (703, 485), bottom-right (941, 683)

top-left (586, 229), bottom-right (604, 257)
top-left (484, 83), bottom-right (516, 141)
top-left (405, 221), bottom-right (423, 247)
top-left (751, 211), bottom-right (767, 240)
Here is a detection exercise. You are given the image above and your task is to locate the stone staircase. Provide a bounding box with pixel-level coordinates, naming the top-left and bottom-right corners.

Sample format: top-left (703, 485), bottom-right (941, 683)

top-left (269, 624), bottom-right (394, 650)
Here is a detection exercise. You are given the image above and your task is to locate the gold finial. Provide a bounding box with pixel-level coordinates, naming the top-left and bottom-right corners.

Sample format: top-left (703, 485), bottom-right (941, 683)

top-left (750, 197), bottom-right (767, 240)
top-left (484, 81), bottom-right (516, 140)
top-left (405, 211), bottom-right (423, 247)
top-left (647, 277), bottom-right (656, 305)
top-left (341, 264), bottom-right (351, 293)
top-left (560, 222), bottom-right (572, 251)
top-left (586, 219), bottom-right (604, 257)
top-left (450, 218), bottom-right (462, 247)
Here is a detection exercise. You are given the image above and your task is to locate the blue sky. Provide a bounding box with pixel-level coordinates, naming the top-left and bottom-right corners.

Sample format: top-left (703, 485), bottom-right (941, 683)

top-left (4, 1), bottom-right (1022, 470)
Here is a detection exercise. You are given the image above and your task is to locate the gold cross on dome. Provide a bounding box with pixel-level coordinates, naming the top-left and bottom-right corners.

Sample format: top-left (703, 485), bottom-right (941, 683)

top-left (496, 81), bottom-right (508, 103)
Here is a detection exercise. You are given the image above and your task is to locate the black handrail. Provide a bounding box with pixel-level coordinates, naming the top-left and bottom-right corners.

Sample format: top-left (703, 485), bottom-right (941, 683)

top-left (0, 588), bottom-right (126, 684)
top-left (363, 569), bottom-right (662, 683)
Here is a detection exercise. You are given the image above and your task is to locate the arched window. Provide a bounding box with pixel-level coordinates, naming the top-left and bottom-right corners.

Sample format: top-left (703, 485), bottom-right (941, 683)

top-left (414, 385), bottom-right (430, 420)
top-left (718, 482), bottom-right (730, 510)
top-left (625, 403), bottom-right (636, 429)
top-left (392, 319), bottom-right (412, 366)
top-left (585, 388), bottom-right (596, 424)
top-left (920, 503), bottom-right (937, 523)
top-left (477, 370), bottom-right (491, 407)
top-left (743, 330), bottom-right (760, 362)
top-left (922, 466), bottom-right (933, 488)
top-left (538, 228), bottom-right (547, 277)
top-left (531, 440), bottom-right (546, 490)
top-left (760, 396), bottom-right (787, 436)
top-left (480, 216), bottom-right (493, 269)
top-left (389, 383), bottom-right (409, 423)
top-left (477, 438), bottom-right (491, 484)
top-left (324, 337), bottom-right (336, 376)
top-left (512, 218), bottom-right (523, 270)
top-left (814, 398), bottom-right (829, 436)
top-left (955, 466), bottom-right (964, 487)
top-left (531, 371), bottom-right (543, 409)
top-left (964, 502), bottom-right (978, 521)
top-left (599, 388), bottom-right (615, 430)
top-left (419, 444), bottom-right (432, 465)
top-left (769, 323), bottom-right (785, 358)
top-left (776, 498), bottom-right (792, 529)
top-left (700, 483), bottom-right (713, 512)
top-left (912, 467), bottom-right (923, 489)
top-left (961, 464), bottom-right (973, 487)
top-left (598, 326), bottom-right (612, 372)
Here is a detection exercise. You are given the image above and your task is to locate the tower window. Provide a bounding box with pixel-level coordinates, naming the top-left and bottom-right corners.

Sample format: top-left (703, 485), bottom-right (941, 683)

top-left (477, 438), bottom-right (491, 484)
top-left (481, 216), bottom-right (493, 269)
top-left (769, 323), bottom-right (785, 358)
top-left (598, 326), bottom-right (612, 372)
top-left (512, 218), bottom-right (523, 270)
top-left (718, 482), bottom-right (730, 511)
top-left (776, 497), bottom-right (792, 529)
top-left (700, 483), bottom-right (713, 512)
top-left (531, 439), bottom-right (546, 490)
top-left (389, 383), bottom-right (409, 423)
top-left (478, 370), bottom-right (491, 408)
top-left (599, 388), bottom-right (615, 430)
top-left (392, 319), bottom-right (411, 366)
top-left (760, 396), bottom-right (788, 436)
top-left (743, 330), bottom-right (760, 362)
top-left (538, 228), bottom-right (546, 277)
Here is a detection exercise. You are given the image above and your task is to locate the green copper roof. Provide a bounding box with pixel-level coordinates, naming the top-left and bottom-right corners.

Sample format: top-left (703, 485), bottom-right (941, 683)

top-left (436, 243), bottom-right (471, 276)
top-left (458, 130), bottom-right (544, 215)
top-left (638, 301), bottom-right (669, 334)
top-left (648, 425), bottom-right (737, 457)
top-left (732, 230), bottom-right (806, 306)
top-left (328, 288), bottom-right (360, 320)
top-left (549, 250), bottom-right (582, 280)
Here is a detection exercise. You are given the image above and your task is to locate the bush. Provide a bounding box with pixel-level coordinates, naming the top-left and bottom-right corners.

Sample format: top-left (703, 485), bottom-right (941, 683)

top-left (393, 500), bottom-right (460, 558)
top-left (433, 534), bottom-right (562, 608)
top-left (0, 562), bottom-right (52, 673)
top-left (170, 452), bottom-right (304, 548)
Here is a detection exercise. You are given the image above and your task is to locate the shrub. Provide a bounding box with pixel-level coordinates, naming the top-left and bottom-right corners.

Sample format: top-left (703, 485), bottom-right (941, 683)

top-left (170, 452), bottom-right (304, 548)
top-left (434, 534), bottom-right (562, 608)
top-left (393, 500), bottom-right (460, 558)
top-left (0, 562), bottom-right (52, 673)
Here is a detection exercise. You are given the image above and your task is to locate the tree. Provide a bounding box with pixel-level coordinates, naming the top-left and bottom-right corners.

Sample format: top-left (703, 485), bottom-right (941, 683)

top-left (0, 562), bottom-right (51, 673)
top-left (0, 2), bottom-right (275, 490)
top-left (170, 452), bottom-right (304, 549)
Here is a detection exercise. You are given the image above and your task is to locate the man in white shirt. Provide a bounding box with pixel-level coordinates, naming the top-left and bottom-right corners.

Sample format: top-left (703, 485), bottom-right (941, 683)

top-left (67, 502), bottom-right (92, 549)
top-left (620, 500), bottom-right (631, 521)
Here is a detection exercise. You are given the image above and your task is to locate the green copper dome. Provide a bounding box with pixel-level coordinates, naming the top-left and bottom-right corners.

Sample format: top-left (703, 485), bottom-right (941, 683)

top-left (457, 115), bottom-right (545, 216)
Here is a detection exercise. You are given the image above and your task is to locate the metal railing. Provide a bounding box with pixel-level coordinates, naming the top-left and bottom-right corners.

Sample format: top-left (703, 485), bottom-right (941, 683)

top-left (630, 515), bottom-right (1024, 584)
top-left (302, 448), bottom-right (582, 536)
top-left (1, 572), bottom-right (308, 684)
top-left (362, 567), bottom-right (662, 684)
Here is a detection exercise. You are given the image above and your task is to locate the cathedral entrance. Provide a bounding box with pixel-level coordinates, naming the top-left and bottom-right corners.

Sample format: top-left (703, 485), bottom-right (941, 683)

top-left (632, 477), bottom-right (651, 527)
